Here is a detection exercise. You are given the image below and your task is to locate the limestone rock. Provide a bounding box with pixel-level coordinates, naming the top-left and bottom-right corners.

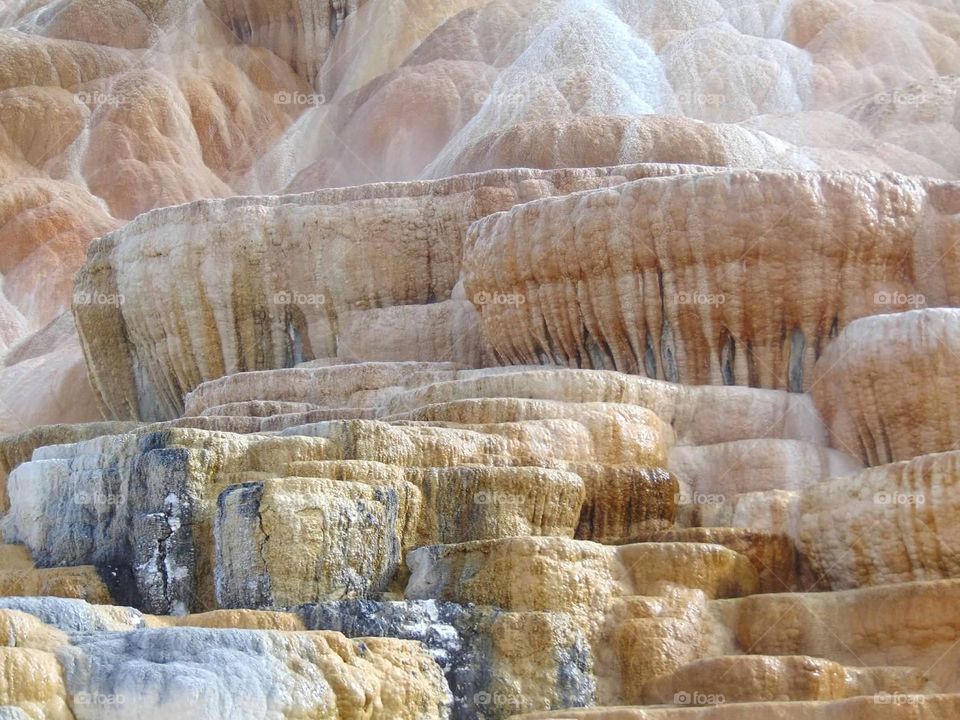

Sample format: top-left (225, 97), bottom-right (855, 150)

top-left (0, 318), bottom-right (106, 435)
top-left (0, 552), bottom-right (117, 610)
top-left (376, 368), bottom-right (828, 447)
top-left (3, 414), bottom-right (666, 612)
top-left (0, 420), bottom-right (138, 511)
top-left (428, 115), bottom-right (805, 178)
top-left (406, 538), bottom-right (758, 614)
top-left (798, 451), bottom-right (960, 589)
top-left (463, 170), bottom-right (960, 391)
top-left (514, 696), bottom-right (960, 719)
top-left (812, 309), bottom-right (960, 466)
top-left (712, 579), bottom-right (960, 692)
top-left (0, 602), bottom-right (452, 719)
top-left (669, 440), bottom-right (863, 496)
top-left (629, 528), bottom-right (798, 594)
top-left (641, 655), bottom-right (915, 705)
top-left (58, 627), bottom-right (453, 718)
top-left (301, 599), bottom-right (595, 718)
top-left (215, 477), bottom-right (405, 607)
top-left (203, 0), bottom-right (366, 85)
top-left (0, 564), bottom-right (111, 604)
top-left (4, 0), bottom-right (960, 717)
top-left (72, 164), bottom-right (707, 421)
top-left (0, 647), bottom-right (70, 719)
top-left (186, 363), bottom-right (825, 447)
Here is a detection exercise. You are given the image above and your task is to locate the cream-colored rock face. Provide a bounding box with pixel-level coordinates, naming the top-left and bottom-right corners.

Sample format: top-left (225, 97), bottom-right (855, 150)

top-left (2, 0), bottom-right (959, 438)
top-left (0, 603), bottom-right (451, 720)
top-left (406, 538), bottom-right (757, 613)
top-left (7, 356), bottom-right (960, 714)
top-left (0, 420), bottom-right (138, 510)
top-left (642, 655), bottom-right (877, 705)
top-left (669, 440), bottom-right (863, 496)
top-left (216, 476), bottom-right (405, 607)
top-left (3, 405), bottom-right (673, 606)
top-left (73, 164), bottom-right (702, 422)
top-left (463, 170), bottom-right (960, 391)
top-left (813, 309), bottom-right (960, 466)
top-left (798, 451), bottom-right (960, 590)
top-left (4, 0), bottom-right (960, 717)
top-left (70, 165), bottom-right (960, 421)
top-left (0, 646), bottom-right (72, 719)
top-left (712, 579), bottom-right (960, 692)
top-left (177, 363), bottom-right (827, 452)
top-left (515, 696), bottom-right (960, 718)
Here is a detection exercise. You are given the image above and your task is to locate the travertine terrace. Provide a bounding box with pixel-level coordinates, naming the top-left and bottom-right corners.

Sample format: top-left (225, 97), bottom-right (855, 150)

top-left (1, 0), bottom-right (960, 718)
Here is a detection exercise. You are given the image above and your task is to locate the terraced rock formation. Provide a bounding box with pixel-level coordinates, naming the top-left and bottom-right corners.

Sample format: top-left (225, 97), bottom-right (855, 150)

top-left (2, 0), bottom-right (960, 718)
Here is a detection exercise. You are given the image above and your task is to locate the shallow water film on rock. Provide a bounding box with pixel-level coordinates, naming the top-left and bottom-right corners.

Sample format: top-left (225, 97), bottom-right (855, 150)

top-left (1, 0), bottom-right (960, 717)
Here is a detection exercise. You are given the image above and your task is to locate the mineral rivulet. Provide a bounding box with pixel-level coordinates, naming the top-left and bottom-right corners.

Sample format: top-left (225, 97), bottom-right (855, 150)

top-left (3, 0), bottom-right (960, 717)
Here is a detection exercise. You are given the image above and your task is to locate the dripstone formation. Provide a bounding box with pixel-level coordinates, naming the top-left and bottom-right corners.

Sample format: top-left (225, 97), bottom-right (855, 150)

top-left (1, 0), bottom-right (960, 718)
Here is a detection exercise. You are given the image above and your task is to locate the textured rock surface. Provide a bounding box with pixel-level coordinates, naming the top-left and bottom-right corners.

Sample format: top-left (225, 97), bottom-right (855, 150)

top-left (73, 164), bottom-right (705, 421)
top-left (813, 309), bottom-right (960, 466)
top-left (0, 599), bottom-right (453, 719)
top-left (60, 628), bottom-right (452, 718)
top-left (798, 451), bottom-right (960, 590)
top-left (3, 0), bottom-right (960, 717)
top-left (2, 399), bottom-right (671, 612)
top-left (463, 170), bottom-right (960, 390)
top-left (406, 538), bottom-right (759, 610)
top-left (0, 420), bottom-right (138, 511)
